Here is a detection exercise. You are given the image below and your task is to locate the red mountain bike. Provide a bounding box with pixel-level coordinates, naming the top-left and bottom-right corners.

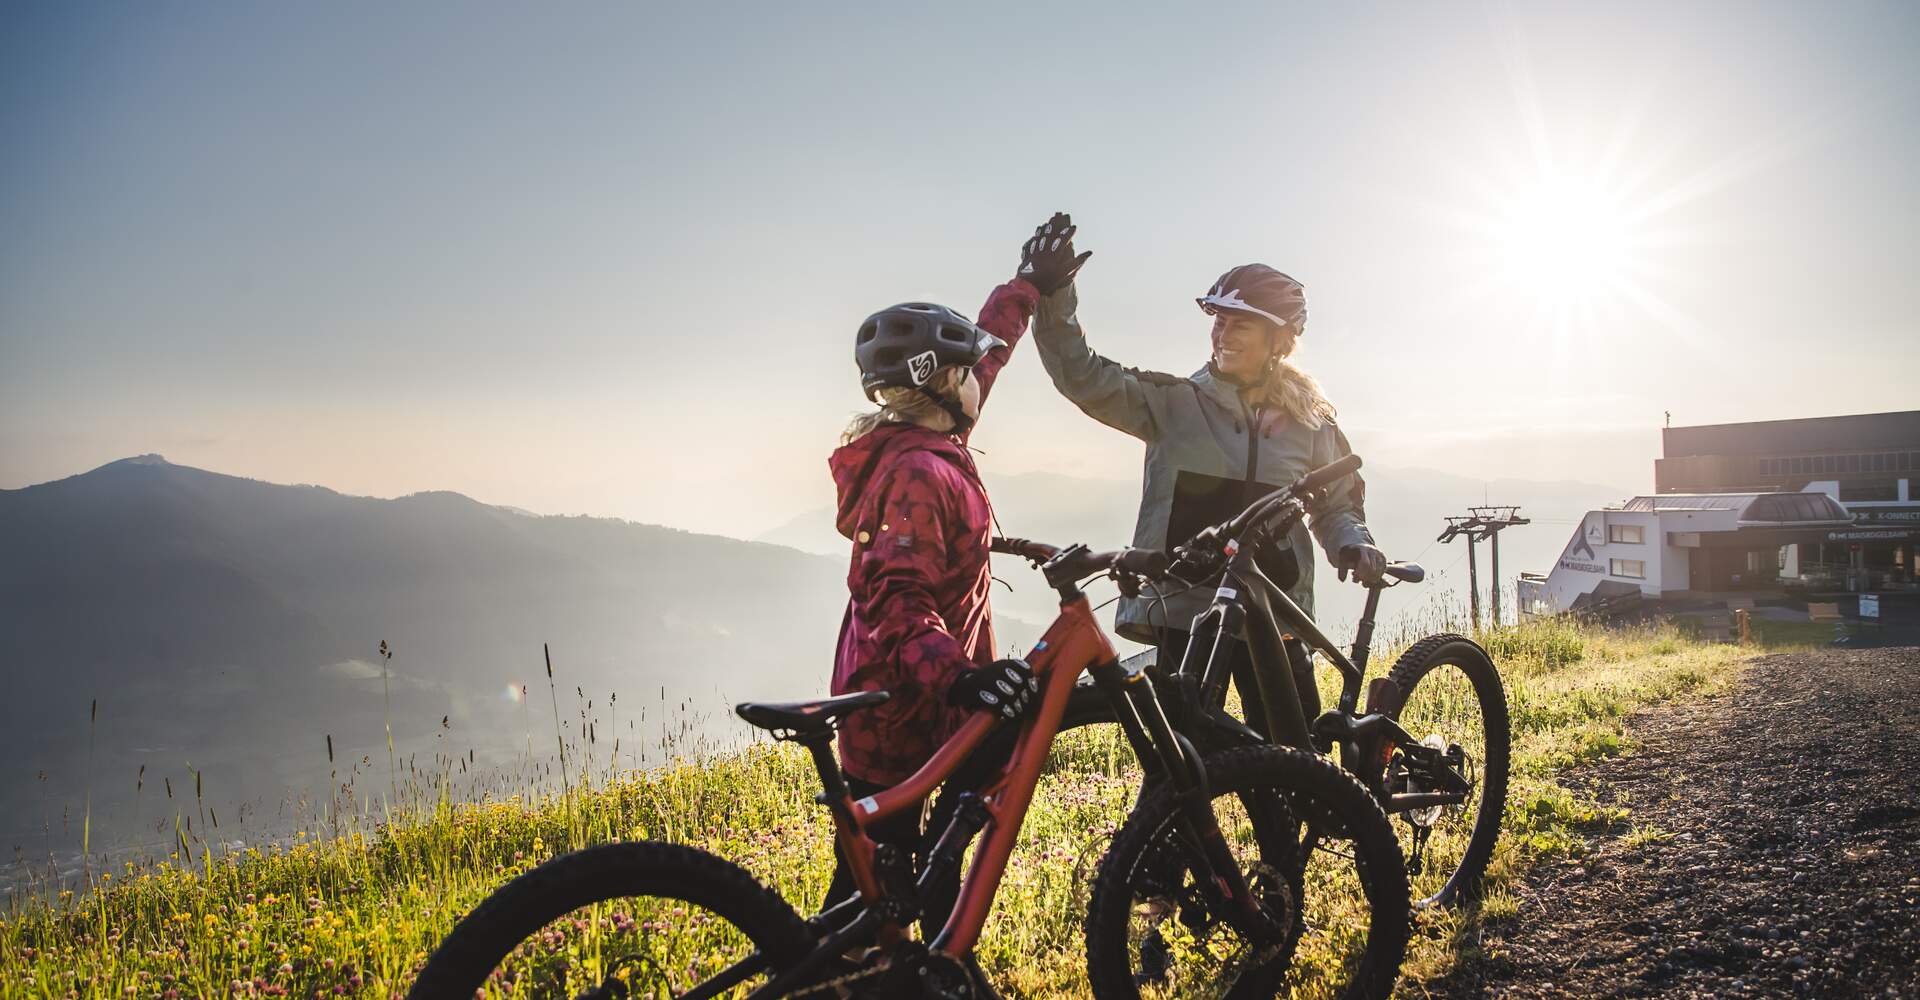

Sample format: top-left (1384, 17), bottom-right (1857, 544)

top-left (409, 463), bottom-right (1409, 999)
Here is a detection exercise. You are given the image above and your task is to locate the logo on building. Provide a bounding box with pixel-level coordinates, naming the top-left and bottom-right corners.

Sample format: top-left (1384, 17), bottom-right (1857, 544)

top-left (1557, 536), bottom-right (1604, 574)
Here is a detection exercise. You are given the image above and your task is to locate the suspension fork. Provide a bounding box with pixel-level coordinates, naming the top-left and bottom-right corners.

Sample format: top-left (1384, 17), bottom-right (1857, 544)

top-left (1091, 660), bottom-right (1279, 937)
top-left (1089, 660), bottom-right (1196, 789)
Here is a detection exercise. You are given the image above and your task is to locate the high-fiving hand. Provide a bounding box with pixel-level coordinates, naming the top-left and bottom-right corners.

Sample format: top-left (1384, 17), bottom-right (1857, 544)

top-left (1018, 212), bottom-right (1092, 295)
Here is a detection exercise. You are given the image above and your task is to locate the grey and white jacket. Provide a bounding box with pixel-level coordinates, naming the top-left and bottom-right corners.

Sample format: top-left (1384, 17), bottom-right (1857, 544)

top-left (1032, 284), bottom-right (1373, 643)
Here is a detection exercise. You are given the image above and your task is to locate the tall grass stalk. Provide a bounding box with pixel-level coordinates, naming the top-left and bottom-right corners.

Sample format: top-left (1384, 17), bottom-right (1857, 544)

top-left (379, 640), bottom-right (397, 812)
top-left (81, 699), bottom-right (96, 870)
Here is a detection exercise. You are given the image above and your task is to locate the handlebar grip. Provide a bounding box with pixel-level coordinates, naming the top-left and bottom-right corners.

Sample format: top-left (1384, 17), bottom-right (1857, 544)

top-left (1114, 548), bottom-right (1171, 579)
top-left (1294, 453), bottom-right (1363, 494)
top-left (991, 536), bottom-right (1060, 562)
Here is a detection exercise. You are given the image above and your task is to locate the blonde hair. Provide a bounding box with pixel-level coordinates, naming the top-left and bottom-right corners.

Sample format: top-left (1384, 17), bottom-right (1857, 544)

top-left (1255, 357), bottom-right (1337, 430)
top-left (842, 367), bottom-right (966, 444)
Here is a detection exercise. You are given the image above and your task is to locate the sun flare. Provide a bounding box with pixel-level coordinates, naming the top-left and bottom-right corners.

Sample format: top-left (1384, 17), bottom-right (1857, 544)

top-left (1493, 173), bottom-right (1634, 309)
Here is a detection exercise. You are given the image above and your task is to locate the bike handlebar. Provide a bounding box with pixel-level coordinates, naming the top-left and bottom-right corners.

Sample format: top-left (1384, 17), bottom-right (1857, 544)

top-left (1215, 453), bottom-right (1365, 547)
top-left (990, 538), bottom-right (1171, 590)
top-left (1296, 453), bottom-right (1363, 495)
top-left (992, 454), bottom-right (1367, 589)
top-left (990, 536), bottom-right (1059, 563)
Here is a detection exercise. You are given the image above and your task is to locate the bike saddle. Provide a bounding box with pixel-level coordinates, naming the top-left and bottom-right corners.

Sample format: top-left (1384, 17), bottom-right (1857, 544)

top-left (734, 690), bottom-right (890, 736)
top-left (1384, 562), bottom-right (1425, 584)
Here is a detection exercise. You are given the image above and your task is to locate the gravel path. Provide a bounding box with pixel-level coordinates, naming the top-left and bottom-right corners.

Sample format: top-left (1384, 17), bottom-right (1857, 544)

top-left (1420, 646), bottom-right (1920, 1000)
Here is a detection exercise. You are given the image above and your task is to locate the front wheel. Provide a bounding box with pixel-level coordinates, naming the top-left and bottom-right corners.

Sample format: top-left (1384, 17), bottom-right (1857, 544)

top-left (1085, 746), bottom-right (1410, 1000)
top-left (1382, 633), bottom-right (1511, 910)
top-left (408, 841), bottom-right (815, 999)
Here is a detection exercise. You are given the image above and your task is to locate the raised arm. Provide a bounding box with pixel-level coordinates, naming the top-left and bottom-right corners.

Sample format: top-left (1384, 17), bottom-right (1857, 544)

top-left (1031, 282), bottom-right (1172, 441)
top-left (965, 278), bottom-right (1040, 411)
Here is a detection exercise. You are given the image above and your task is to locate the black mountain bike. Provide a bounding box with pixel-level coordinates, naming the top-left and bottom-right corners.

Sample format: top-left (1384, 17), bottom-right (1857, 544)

top-left (1000, 454), bottom-right (1510, 922)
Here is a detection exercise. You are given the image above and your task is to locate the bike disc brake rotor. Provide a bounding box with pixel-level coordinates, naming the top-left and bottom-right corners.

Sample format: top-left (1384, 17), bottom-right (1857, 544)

top-left (1406, 733), bottom-right (1449, 827)
top-left (1130, 847), bottom-right (1297, 993)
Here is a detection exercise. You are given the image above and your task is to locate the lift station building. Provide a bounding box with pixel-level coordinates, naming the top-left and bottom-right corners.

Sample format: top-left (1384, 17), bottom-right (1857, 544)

top-left (1519, 410), bottom-right (1920, 614)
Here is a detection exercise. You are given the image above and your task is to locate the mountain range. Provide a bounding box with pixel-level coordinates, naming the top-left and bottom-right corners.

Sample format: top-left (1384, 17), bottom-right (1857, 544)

top-left (0, 453), bottom-right (1627, 862)
top-left (0, 456), bottom-right (847, 857)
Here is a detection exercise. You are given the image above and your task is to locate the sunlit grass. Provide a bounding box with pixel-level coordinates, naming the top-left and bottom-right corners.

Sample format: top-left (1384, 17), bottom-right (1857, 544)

top-left (1, 618), bottom-right (1805, 997)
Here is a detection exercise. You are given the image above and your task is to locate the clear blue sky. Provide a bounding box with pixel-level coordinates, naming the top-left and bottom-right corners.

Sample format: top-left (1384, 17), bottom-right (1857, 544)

top-left (4, 2), bottom-right (1917, 535)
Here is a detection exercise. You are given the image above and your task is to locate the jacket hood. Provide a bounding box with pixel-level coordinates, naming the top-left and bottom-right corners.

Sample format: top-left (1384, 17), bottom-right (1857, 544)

top-left (829, 423), bottom-right (970, 539)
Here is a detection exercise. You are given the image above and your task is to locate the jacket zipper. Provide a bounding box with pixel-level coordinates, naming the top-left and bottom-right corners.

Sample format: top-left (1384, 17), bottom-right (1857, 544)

top-left (1241, 396), bottom-right (1263, 488)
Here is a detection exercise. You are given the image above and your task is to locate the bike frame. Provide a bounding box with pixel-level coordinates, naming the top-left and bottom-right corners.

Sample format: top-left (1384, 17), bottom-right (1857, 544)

top-left (1171, 501), bottom-right (1470, 817)
top-left (832, 595), bottom-right (1113, 956)
top-left (741, 582), bottom-right (1252, 999)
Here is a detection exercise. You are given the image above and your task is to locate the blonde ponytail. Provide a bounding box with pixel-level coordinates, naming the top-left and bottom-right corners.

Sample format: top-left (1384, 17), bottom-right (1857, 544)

top-left (1259, 359), bottom-right (1337, 430)
top-left (841, 367), bottom-right (967, 444)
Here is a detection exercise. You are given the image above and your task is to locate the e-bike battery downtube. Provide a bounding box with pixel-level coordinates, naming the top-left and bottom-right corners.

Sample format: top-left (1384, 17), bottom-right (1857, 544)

top-left (1234, 568), bottom-right (1315, 750)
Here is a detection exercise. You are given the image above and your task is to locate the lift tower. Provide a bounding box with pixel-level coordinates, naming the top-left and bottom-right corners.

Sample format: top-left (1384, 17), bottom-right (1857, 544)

top-left (1437, 506), bottom-right (1531, 628)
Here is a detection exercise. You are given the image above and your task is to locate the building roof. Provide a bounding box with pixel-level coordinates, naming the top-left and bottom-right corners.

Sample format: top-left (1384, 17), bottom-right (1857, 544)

top-left (1621, 494), bottom-right (1756, 511)
top-left (1662, 409), bottom-right (1920, 458)
top-left (1619, 491), bottom-right (1854, 525)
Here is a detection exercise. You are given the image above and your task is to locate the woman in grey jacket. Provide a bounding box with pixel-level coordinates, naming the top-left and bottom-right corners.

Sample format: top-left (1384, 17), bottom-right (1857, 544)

top-left (1033, 254), bottom-right (1386, 728)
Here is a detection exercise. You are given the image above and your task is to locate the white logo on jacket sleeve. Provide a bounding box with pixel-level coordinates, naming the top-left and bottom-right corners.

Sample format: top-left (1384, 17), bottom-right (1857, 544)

top-left (907, 350), bottom-right (939, 386)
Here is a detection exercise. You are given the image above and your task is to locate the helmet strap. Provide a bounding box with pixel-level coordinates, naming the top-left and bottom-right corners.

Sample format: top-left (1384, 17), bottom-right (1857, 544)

top-left (917, 384), bottom-right (975, 436)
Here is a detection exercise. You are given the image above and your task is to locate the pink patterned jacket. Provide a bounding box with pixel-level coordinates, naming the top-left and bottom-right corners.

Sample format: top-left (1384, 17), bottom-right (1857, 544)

top-left (828, 279), bottom-right (1039, 785)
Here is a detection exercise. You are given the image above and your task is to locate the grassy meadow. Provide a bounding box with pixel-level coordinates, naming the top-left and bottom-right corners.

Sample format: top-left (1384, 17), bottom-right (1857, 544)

top-left (0, 616), bottom-right (1806, 998)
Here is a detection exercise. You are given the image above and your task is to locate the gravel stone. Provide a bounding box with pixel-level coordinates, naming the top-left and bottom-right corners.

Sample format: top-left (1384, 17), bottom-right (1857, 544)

top-left (1424, 647), bottom-right (1920, 999)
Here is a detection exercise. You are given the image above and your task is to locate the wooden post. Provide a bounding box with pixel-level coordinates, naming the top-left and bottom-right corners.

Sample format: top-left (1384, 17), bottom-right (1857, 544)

top-left (1490, 530), bottom-right (1502, 627)
top-left (1466, 535), bottom-right (1482, 630)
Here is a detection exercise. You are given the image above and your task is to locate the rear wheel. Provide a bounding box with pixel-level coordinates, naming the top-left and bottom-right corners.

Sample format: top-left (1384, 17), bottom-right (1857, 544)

top-left (407, 841), bottom-right (815, 999)
top-left (1382, 634), bottom-right (1510, 910)
top-left (1086, 746), bottom-right (1410, 1000)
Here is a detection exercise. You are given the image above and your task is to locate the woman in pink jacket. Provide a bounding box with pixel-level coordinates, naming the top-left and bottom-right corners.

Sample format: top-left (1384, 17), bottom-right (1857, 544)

top-left (821, 214), bottom-right (1090, 946)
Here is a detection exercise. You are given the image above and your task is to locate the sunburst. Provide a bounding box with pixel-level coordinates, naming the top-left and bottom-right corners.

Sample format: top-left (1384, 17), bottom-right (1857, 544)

top-left (1414, 22), bottom-right (1816, 359)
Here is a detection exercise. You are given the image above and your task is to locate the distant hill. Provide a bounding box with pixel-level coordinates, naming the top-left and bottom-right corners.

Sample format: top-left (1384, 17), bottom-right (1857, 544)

top-left (0, 456), bottom-right (849, 855)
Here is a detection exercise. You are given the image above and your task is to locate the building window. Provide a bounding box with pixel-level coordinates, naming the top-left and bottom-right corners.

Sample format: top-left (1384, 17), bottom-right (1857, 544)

top-left (1610, 558), bottom-right (1646, 579)
top-left (1608, 524), bottom-right (1644, 544)
top-left (1840, 481), bottom-right (1897, 502)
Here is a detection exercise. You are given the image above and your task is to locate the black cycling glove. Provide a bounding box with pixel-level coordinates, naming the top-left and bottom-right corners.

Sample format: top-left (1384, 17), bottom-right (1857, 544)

top-left (946, 658), bottom-right (1041, 721)
top-left (1018, 212), bottom-right (1092, 295)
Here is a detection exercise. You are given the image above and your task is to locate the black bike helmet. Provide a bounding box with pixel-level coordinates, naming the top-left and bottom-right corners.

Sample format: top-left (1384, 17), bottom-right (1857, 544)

top-left (855, 302), bottom-right (1005, 402)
